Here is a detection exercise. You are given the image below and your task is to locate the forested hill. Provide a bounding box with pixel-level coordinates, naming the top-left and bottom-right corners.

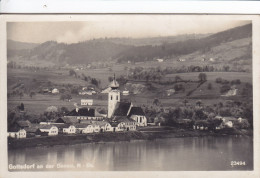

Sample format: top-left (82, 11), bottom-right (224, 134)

top-left (7, 23), bottom-right (251, 65)
top-left (116, 23), bottom-right (252, 63)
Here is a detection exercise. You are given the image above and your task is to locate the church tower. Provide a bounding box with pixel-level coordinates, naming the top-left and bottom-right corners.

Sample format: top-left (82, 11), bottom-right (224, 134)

top-left (108, 74), bottom-right (120, 118)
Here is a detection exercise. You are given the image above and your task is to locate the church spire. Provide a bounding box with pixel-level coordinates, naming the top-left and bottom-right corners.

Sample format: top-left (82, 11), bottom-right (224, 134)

top-left (110, 73), bottom-right (119, 89)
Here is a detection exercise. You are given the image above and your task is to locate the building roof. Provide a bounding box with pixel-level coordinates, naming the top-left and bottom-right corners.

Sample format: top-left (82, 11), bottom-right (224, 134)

top-left (66, 108), bottom-right (95, 117)
top-left (222, 117), bottom-right (237, 120)
top-left (16, 120), bottom-right (31, 127)
top-left (56, 124), bottom-right (74, 129)
top-left (92, 121), bottom-right (110, 127)
top-left (56, 117), bottom-right (79, 124)
top-left (38, 125), bottom-right (57, 130)
top-left (113, 116), bottom-right (136, 123)
top-left (24, 124), bottom-right (39, 133)
top-left (74, 123), bottom-right (92, 128)
top-left (128, 107), bottom-right (145, 116)
top-left (113, 102), bottom-right (131, 117)
top-left (109, 75), bottom-right (119, 89)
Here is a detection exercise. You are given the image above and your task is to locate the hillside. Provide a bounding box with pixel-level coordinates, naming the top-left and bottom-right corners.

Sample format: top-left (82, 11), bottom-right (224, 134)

top-left (7, 23), bottom-right (252, 66)
top-left (116, 24), bottom-right (252, 63)
top-left (7, 40), bottom-right (39, 50)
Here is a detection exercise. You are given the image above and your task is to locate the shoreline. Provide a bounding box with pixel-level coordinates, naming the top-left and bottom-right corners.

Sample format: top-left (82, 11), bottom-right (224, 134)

top-left (8, 127), bottom-right (253, 150)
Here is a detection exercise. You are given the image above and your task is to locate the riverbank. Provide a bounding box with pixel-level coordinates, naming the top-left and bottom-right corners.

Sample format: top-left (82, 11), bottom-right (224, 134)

top-left (8, 127), bottom-right (253, 149)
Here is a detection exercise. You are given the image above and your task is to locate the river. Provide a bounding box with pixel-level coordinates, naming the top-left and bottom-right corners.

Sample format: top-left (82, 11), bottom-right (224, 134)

top-left (8, 136), bottom-right (253, 171)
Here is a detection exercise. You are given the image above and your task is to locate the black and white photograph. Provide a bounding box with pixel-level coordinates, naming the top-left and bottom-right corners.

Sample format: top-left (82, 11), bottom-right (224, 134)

top-left (1, 14), bottom-right (259, 175)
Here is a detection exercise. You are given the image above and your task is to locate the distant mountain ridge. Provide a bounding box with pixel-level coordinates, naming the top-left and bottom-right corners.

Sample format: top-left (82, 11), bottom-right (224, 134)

top-left (7, 23), bottom-right (252, 65)
top-left (7, 40), bottom-right (39, 50)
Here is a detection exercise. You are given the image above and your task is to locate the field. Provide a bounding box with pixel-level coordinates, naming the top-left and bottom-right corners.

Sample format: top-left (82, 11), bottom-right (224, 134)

top-left (7, 67), bottom-right (252, 116)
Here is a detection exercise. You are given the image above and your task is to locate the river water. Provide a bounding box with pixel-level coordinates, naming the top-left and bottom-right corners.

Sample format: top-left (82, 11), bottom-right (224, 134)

top-left (8, 136), bottom-right (253, 171)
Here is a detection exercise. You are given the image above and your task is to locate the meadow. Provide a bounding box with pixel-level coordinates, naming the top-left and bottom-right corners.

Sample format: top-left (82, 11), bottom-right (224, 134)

top-left (7, 66), bottom-right (252, 116)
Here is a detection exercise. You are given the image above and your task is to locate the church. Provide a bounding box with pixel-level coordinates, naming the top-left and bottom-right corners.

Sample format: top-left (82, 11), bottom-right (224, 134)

top-left (107, 75), bottom-right (147, 127)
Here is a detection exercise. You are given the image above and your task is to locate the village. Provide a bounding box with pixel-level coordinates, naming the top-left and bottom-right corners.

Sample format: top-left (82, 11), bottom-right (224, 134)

top-left (8, 74), bottom-right (249, 140)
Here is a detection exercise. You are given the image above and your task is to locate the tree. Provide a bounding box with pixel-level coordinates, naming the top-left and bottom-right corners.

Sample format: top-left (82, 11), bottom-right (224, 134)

top-left (220, 85), bottom-right (231, 94)
top-left (196, 100), bottom-right (202, 107)
top-left (69, 69), bottom-right (76, 76)
top-left (19, 103), bottom-right (24, 111)
top-left (19, 92), bottom-right (24, 99)
top-left (29, 91), bottom-right (36, 98)
top-left (207, 83), bottom-right (212, 90)
top-left (174, 75), bottom-right (181, 82)
top-left (153, 98), bottom-right (160, 106)
top-left (183, 99), bottom-right (188, 106)
top-left (198, 73), bottom-right (207, 82)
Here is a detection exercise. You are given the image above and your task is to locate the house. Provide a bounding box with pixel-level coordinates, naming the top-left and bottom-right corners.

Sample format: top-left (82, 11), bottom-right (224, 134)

top-left (92, 121), bottom-right (113, 132)
top-left (178, 58), bottom-right (186, 62)
top-left (8, 128), bottom-right (26, 139)
top-left (116, 117), bottom-right (137, 131)
top-left (74, 123), bottom-right (94, 134)
top-left (64, 107), bottom-right (103, 121)
top-left (42, 88), bottom-right (51, 94)
top-left (193, 120), bottom-right (208, 130)
top-left (122, 90), bottom-right (129, 96)
top-left (237, 117), bottom-right (247, 123)
top-left (214, 116), bottom-right (237, 128)
top-left (156, 59), bottom-right (164, 62)
top-left (57, 124), bottom-right (76, 134)
top-left (109, 116), bottom-right (137, 132)
top-left (24, 124), bottom-right (39, 136)
top-left (38, 125), bottom-right (58, 136)
top-left (166, 89), bottom-right (175, 96)
top-left (128, 107), bottom-right (147, 126)
top-left (221, 117), bottom-right (237, 128)
top-left (52, 88), bottom-right (59, 94)
top-left (81, 99), bottom-right (93, 106)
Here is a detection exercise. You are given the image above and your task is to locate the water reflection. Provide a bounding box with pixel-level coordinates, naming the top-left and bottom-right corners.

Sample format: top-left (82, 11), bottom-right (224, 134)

top-left (8, 136), bottom-right (253, 171)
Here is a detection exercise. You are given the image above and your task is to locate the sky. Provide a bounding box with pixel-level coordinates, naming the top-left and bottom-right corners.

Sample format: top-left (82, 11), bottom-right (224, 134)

top-left (7, 16), bottom-right (250, 44)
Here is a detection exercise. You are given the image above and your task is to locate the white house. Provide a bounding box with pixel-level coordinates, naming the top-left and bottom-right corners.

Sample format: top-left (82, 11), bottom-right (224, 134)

top-left (8, 128), bottom-right (26, 139)
top-left (128, 107), bottom-right (147, 126)
top-left (38, 125), bottom-right (58, 136)
top-left (122, 90), bottom-right (129, 96)
top-left (110, 117), bottom-right (137, 132)
top-left (93, 121), bottom-right (113, 132)
top-left (92, 124), bottom-right (101, 133)
top-left (52, 88), bottom-right (59, 94)
top-left (156, 59), bottom-right (164, 62)
top-left (74, 123), bottom-right (94, 134)
top-left (57, 125), bottom-right (76, 134)
top-left (81, 99), bottom-right (93, 106)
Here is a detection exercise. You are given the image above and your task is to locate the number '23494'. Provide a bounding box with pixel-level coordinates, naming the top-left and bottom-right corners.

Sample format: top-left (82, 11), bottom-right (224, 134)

top-left (231, 161), bottom-right (246, 167)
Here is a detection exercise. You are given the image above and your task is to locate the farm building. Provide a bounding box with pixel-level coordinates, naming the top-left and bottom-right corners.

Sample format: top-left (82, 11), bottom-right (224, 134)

top-left (57, 124), bottom-right (76, 134)
top-left (8, 128), bottom-right (26, 139)
top-left (110, 116), bottom-right (137, 132)
top-left (38, 125), bottom-right (59, 136)
top-left (55, 117), bottom-right (79, 124)
top-left (156, 59), bottom-right (164, 62)
top-left (64, 107), bottom-right (104, 121)
top-left (93, 121), bottom-right (113, 132)
top-left (52, 88), bottom-right (59, 94)
top-left (81, 99), bottom-right (93, 106)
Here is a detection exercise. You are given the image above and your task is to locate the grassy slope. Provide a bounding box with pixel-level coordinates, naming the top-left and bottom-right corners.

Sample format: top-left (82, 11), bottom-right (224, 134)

top-left (7, 68), bottom-right (252, 115)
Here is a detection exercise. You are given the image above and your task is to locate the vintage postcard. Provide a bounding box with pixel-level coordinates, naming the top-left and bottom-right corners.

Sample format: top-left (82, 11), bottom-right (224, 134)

top-left (0, 14), bottom-right (259, 178)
